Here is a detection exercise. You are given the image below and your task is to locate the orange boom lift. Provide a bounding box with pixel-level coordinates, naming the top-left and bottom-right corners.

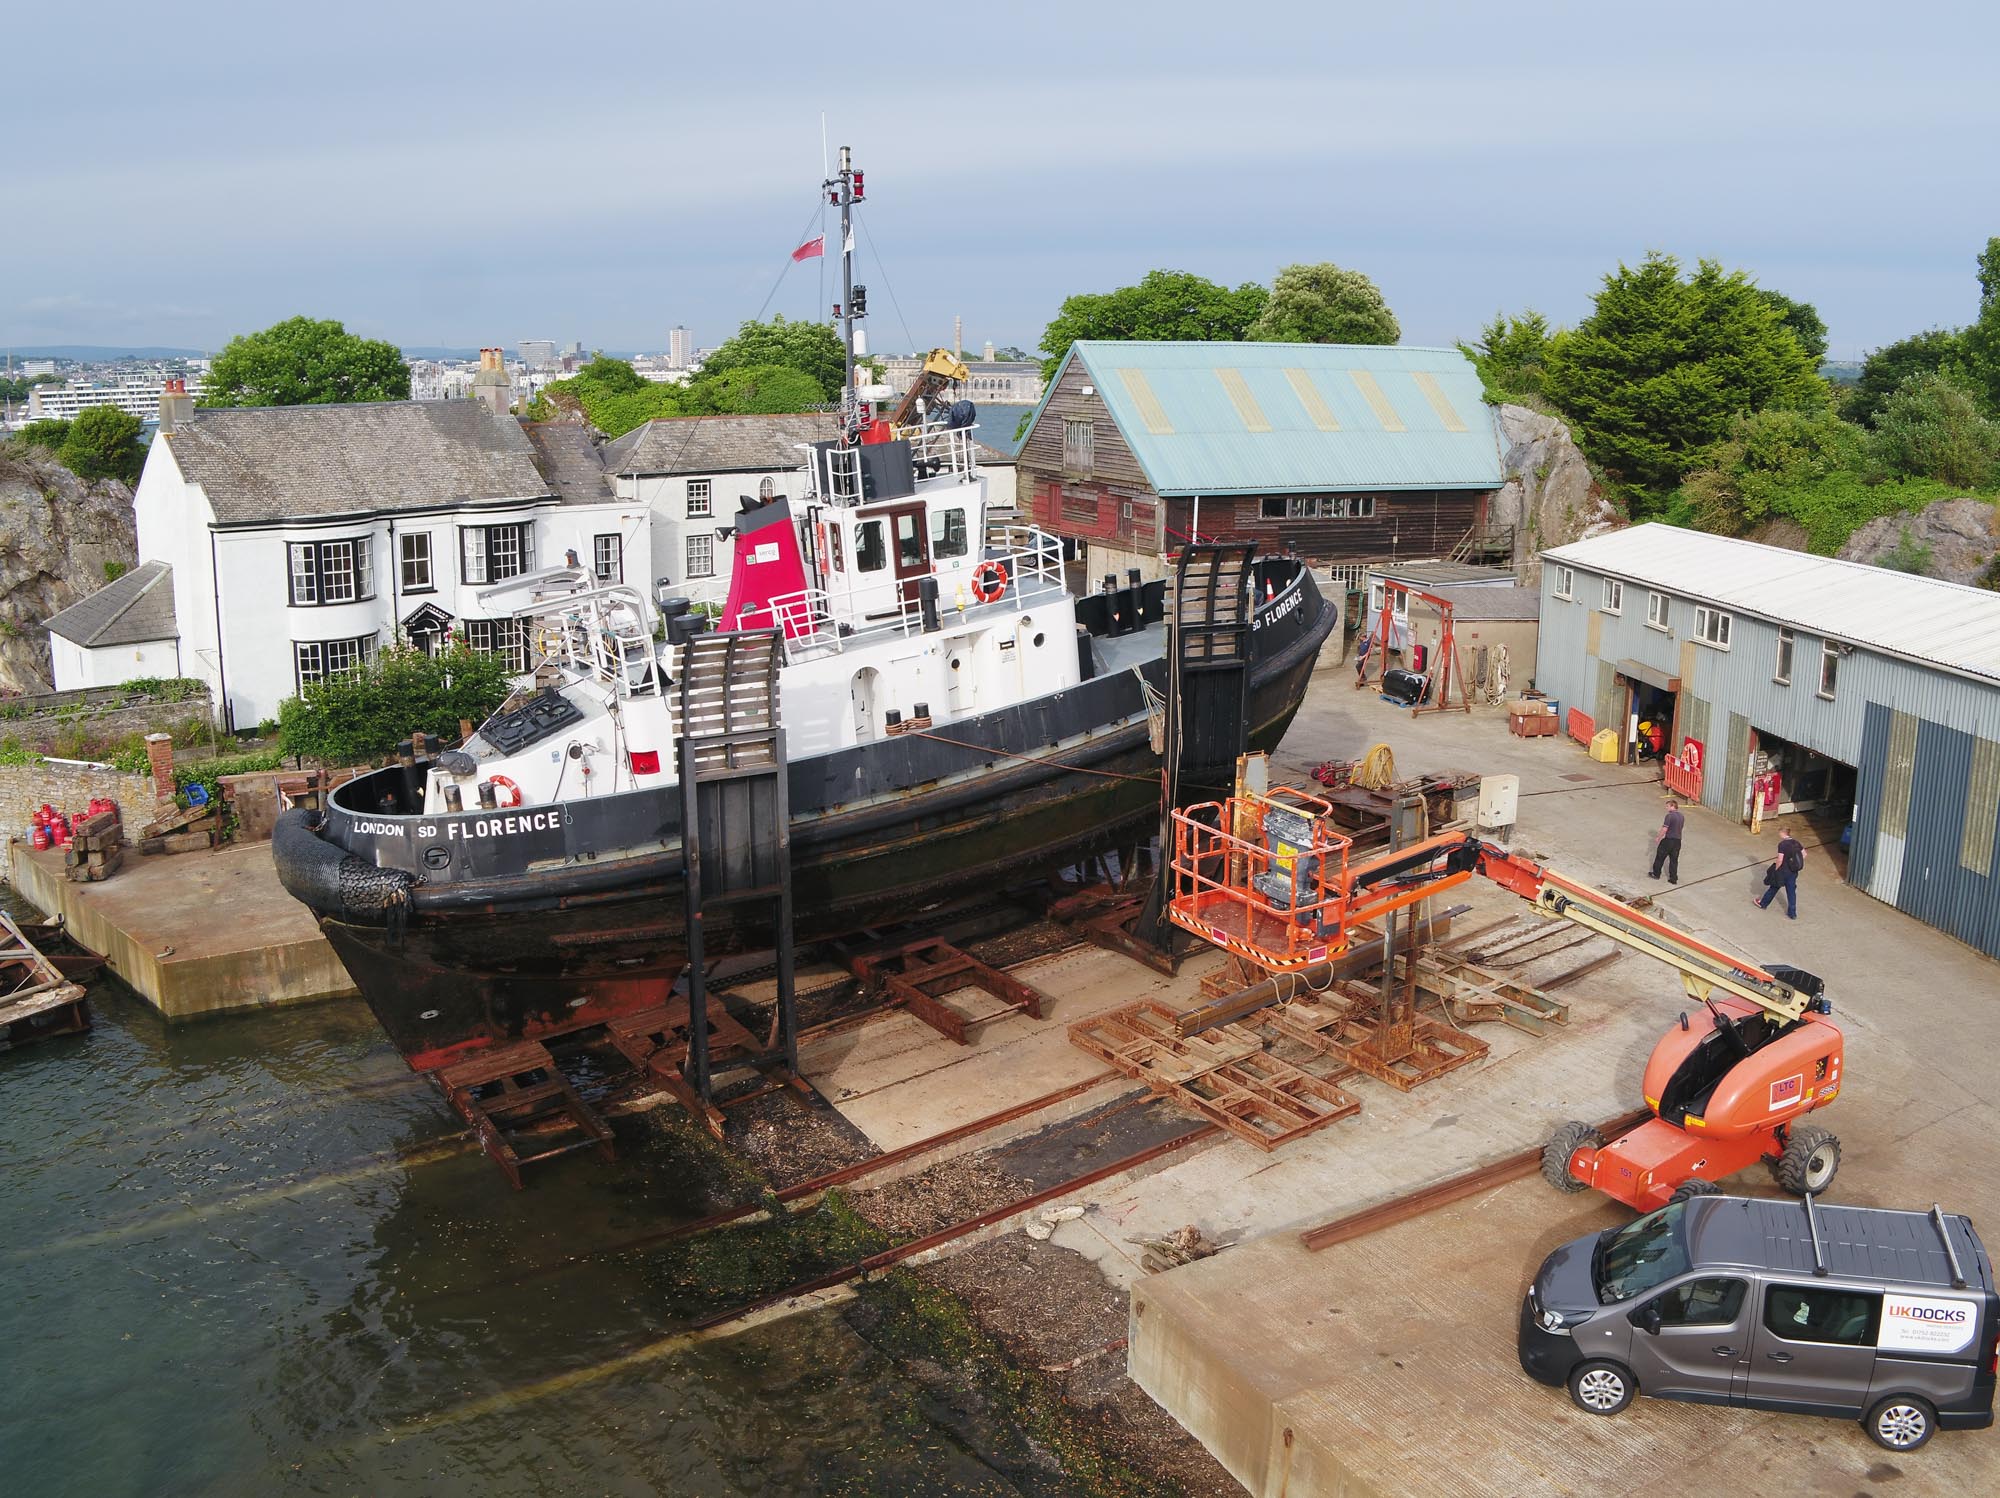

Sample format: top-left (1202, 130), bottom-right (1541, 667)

top-left (1165, 782), bottom-right (1844, 1212)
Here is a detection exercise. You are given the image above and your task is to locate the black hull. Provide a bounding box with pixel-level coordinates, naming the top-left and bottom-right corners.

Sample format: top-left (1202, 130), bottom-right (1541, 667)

top-left (283, 566), bottom-right (1334, 1069)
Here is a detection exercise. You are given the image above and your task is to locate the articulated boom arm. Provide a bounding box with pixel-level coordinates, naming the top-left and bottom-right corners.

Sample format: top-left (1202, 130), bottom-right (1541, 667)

top-left (1384, 835), bottom-right (1816, 1024)
top-left (888, 348), bottom-right (970, 430)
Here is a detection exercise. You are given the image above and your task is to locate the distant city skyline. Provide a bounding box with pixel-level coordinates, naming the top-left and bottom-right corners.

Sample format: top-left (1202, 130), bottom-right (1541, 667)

top-left (8, 2), bottom-right (1998, 363)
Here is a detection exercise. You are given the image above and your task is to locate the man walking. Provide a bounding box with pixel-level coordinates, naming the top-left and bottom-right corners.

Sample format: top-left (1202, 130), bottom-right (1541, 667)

top-left (1650, 799), bottom-right (1684, 884)
top-left (1755, 827), bottom-right (1807, 919)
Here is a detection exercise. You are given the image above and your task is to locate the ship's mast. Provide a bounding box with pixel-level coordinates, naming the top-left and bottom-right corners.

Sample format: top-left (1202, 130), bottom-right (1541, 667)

top-left (826, 146), bottom-right (865, 438)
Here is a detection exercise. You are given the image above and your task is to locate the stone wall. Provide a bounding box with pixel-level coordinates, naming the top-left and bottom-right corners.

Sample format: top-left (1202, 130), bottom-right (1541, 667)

top-left (0, 761), bottom-right (155, 840)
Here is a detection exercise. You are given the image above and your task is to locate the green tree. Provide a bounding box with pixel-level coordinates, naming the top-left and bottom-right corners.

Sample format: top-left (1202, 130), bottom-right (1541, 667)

top-left (698, 315), bottom-right (852, 402)
top-left (58, 404), bottom-right (146, 484)
top-left (1844, 328), bottom-right (1961, 428)
top-left (1681, 406), bottom-right (1864, 535)
top-left (200, 316), bottom-right (411, 407)
top-left (685, 363), bottom-right (825, 415)
top-left (1957, 235), bottom-right (2000, 413)
top-left (0, 372), bottom-right (62, 403)
top-left (277, 643), bottom-right (515, 765)
top-left (1037, 269), bottom-right (1269, 379)
top-left (1871, 371), bottom-right (2000, 488)
top-left (1542, 252), bottom-right (1826, 497)
top-left (16, 417), bottom-right (71, 450)
top-left (1247, 262), bottom-right (1399, 345)
top-left (1752, 288), bottom-right (1830, 366)
top-left (1462, 310), bottom-right (1555, 406)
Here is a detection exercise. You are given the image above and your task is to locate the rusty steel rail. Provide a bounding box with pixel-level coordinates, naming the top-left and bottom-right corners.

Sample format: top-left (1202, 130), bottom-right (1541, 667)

top-left (688, 1116), bottom-right (1222, 1333)
top-left (1299, 1107), bottom-right (1653, 1252)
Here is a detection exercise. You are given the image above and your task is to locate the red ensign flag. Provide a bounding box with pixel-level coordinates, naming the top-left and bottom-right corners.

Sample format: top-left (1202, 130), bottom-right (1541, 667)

top-left (791, 235), bottom-right (825, 262)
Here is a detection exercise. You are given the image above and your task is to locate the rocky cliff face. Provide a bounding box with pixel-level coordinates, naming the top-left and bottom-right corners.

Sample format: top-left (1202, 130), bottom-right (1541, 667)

top-left (1838, 497), bottom-right (1999, 586)
top-left (1488, 404), bottom-right (1620, 581)
top-left (0, 446), bottom-right (141, 692)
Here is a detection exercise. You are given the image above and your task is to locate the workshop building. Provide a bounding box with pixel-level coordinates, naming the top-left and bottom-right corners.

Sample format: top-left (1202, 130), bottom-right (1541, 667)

top-left (1536, 524), bottom-right (2000, 959)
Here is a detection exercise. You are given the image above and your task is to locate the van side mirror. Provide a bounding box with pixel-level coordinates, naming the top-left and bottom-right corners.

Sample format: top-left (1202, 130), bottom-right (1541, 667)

top-left (1632, 1303), bottom-right (1663, 1335)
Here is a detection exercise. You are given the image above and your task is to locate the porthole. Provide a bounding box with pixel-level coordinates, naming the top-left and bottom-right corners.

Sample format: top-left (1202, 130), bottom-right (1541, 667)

top-left (1033, 632), bottom-right (1046, 648)
top-left (418, 1008), bottom-right (442, 1021)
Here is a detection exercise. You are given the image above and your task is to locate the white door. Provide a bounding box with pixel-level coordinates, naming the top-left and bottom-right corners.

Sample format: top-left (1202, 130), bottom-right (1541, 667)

top-left (851, 667), bottom-right (881, 743)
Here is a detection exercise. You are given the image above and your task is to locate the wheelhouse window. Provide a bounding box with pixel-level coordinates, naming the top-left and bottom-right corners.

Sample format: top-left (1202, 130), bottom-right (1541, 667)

top-left (686, 479), bottom-right (712, 518)
top-left (894, 512), bottom-right (925, 568)
top-left (931, 506), bottom-right (969, 559)
top-left (1552, 566), bottom-right (1574, 601)
top-left (1647, 591), bottom-right (1670, 630)
top-left (593, 533), bottom-right (622, 583)
top-left (399, 532), bottom-right (433, 592)
top-left (1774, 628), bottom-right (1794, 685)
top-left (294, 634), bottom-right (373, 689)
top-left (287, 536), bottom-right (374, 606)
top-left (685, 533), bottom-right (715, 578)
top-left (854, 519), bottom-right (887, 573)
top-left (1819, 640), bottom-right (1840, 700)
top-left (462, 617), bottom-right (528, 673)
top-left (1694, 605), bottom-right (1732, 649)
top-left (460, 523), bottom-right (532, 585)
top-left (1063, 418), bottom-right (1094, 474)
top-left (1602, 578), bottom-right (1623, 614)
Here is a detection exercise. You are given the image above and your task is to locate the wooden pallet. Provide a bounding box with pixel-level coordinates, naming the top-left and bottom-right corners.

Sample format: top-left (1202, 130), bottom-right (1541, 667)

top-left (606, 997), bottom-right (768, 1139)
top-left (1069, 1000), bottom-right (1360, 1151)
top-left (435, 1039), bottom-right (616, 1189)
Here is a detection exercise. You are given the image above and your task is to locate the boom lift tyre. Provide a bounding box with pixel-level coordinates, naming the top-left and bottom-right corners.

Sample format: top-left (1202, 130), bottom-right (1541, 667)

top-left (1164, 778), bottom-right (1846, 1213)
top-left (1773, 1123), bottom-right (1841, 1195)
top-left (1542, 1121), bottom-right (1602, 1194)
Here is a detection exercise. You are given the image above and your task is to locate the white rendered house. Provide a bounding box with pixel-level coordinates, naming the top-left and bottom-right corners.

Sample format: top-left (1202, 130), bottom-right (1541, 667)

top-left (127, 390), bottom-right (653, 729)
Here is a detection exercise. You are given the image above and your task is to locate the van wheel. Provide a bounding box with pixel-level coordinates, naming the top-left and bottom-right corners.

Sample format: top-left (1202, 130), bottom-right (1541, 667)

top-left (1865, 1394), bottom-right (1936, 1451)
top-left (1669, 1178), bottom-right (1721, 1204)
top-left (1774, 1125), bottom-right (1840, 1195)
top-left (1543, 1121), bottom-right (1602, 1194)
top-left (1568, 1360), bottom-right (1635, 1415)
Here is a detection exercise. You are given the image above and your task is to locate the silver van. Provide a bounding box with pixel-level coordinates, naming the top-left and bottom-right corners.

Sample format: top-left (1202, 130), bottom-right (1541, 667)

top-left (1519, 1194), bottom-right (1997, 1450)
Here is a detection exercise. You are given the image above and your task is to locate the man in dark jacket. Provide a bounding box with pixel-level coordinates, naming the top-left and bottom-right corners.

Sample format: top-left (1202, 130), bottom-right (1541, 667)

top-left (1755, 828), bottom-right (1807, 919)
top-left (1650, 799), bottom-right (1684, 883)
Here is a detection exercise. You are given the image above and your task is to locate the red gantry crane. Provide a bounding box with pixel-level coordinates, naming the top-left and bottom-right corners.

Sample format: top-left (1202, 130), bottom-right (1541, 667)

top-left (1165, 783), bottom-right (1844, 1212)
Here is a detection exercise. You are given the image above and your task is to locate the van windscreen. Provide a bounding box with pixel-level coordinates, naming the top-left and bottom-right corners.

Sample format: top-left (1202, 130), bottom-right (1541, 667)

top-left (1594, 1202), bottom-right (1692, 1304)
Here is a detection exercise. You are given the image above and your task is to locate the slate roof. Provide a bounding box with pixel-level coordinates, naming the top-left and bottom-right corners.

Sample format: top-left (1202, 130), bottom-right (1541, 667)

top-left (165, 400), bottom-right (552, 524)
top-left (1046, 342), bottom-right (1505, 497)
top-left (44, 560), bottom-right (178, 646)
top-left (601, 411), bottom-right (1012, 476)
top-left (521, 420), bottom-right (613, 504)
top-left (1544, 523), bottom-right (2000, 685)
top-left (602, 414), bottom-right (842, 475)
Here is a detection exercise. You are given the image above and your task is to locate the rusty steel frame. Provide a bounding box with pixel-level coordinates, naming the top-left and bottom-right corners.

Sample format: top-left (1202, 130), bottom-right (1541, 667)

top-left (836, 936), bottom-right (1050, 1045)
top-left (435, 1039), bottom-right (617, 1189)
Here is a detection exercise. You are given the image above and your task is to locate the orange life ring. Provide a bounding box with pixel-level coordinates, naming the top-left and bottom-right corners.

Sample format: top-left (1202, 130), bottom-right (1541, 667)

top-left (971, 561), bottom-right (1008, 604)
top-left (487, 775), bottom-right (523, 808)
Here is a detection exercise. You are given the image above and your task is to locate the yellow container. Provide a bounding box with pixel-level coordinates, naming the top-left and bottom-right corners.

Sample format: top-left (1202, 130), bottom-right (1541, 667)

top-left (1588, 728), bottom-right (1621, 762)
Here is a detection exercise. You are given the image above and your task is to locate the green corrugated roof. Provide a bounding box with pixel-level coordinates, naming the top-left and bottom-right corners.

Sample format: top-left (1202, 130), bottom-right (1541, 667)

top-left (1053, 342), bottom-right (1504, 496)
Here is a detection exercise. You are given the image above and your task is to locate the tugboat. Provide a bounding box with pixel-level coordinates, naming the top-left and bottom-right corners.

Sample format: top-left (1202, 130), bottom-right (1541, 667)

top-left (274, 150), bottom-right (1336, 1071)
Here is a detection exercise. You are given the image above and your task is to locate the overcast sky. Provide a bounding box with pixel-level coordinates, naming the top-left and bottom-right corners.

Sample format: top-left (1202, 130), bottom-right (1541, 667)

top-left (7, 0), bottom-right (1996, 361)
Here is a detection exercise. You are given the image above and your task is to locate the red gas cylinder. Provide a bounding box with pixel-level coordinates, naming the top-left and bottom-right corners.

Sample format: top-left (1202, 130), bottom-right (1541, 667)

top-left (30, 825), bottom-right (50, 851)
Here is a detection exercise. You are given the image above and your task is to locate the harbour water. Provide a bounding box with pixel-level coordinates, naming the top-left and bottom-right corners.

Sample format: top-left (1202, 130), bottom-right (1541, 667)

top-left (0, 918), bottom-right (1038, 1497)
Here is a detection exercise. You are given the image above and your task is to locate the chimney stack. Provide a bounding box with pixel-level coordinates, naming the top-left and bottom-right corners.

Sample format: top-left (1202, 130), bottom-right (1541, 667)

top-left (472, 348), bottom-right (512, 415)
top-left (953, 316), bottom-right (962, 360)
top-left (158, 377), bottom-right (194, 433)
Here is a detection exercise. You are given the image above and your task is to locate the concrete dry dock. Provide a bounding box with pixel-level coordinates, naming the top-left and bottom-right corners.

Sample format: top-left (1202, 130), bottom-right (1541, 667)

top-left (6, 838), bottom-right (354, 1019)
top-left (799, 675), bottom-right (2000, 1497)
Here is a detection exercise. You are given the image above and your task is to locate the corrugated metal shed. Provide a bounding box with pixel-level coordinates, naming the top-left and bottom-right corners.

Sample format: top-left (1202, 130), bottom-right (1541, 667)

top-left (1064, 342), bottom-right (1504, 497)
top-left (1544, 524), bottom-right (2000, 687)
